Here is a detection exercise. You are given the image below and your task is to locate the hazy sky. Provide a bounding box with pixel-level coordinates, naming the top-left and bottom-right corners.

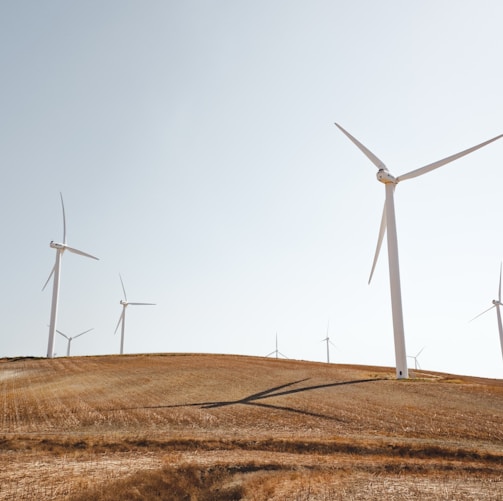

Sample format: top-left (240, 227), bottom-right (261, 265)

top-left (2, 1), bottom-right (503, 378)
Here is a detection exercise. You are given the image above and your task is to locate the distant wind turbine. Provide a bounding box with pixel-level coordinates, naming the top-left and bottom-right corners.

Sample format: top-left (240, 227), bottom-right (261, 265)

top-left (43, 193), bottom-right (99, 359)
top-left (321, 321), bottom-right (336, 363)
top-left (335, 123), bottom-right (503, 379)
top-left (471, 263), bottom-right (503, 360)
top-left (266, 333), bottom-right (287, 359)
top-left (57, 328), bottom-right (93, 357)
top-left (115, 274), bottom-right (155, 355)
top-left (407, 347), bottom-right (425, 370)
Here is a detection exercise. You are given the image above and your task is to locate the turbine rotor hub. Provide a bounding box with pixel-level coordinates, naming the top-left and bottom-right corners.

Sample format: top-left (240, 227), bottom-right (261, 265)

top-left (376, 169), bottom-right (397, 184)
top-left (120, 300), bottom-right (128, 306)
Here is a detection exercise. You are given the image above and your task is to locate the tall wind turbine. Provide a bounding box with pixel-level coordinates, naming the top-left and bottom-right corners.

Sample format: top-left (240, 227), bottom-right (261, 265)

top-left (322, 320), bottom-right (336, 363)
top-left (471, 263), bottom-right (503, 360)
top-left (335, 123), bottom-right (503, 379)
top-left (57, 328), bottom-right (93, 357)
top-left (43, 193), bottom-right (99, 359)
top-left (115, 274), bottom-right (155, 355)
top-left (266, 333), bottom-right (287, 359)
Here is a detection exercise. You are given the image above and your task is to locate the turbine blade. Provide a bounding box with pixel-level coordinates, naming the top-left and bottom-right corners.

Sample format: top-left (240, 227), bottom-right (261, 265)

top-left (128, 302), bottom-right (156, 306)
top-left (397, 133), bottom-right (503, 182)
top-left (497, 305), bottom-right (503, 348)
top-left (470, 305), bottom-right (496, 322)
top-left (369, 200), bottom-right (387, 284)
top-left (334, 123), bottom-right (387, 170)
top-left (66, 246), bottom-right (99, 260)
top-left (56, 330), bottom-right (69, 340)
top-left (42, 264), bottom-right (56, 291)
top-left (119, 274), bottom-right (127, 301)
top-left (498, 263), bottom-right (502, 303)
top-left (114, 310), bottom-right (125, 334)
top-left (73, 328), bottom-right (94, 339)
top-left (60, 193), bottom-right (67, 245)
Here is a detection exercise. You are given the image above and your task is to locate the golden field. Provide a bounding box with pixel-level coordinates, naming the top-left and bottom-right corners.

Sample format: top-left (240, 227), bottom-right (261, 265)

top-left (0, 353), bottom-right (502, 500)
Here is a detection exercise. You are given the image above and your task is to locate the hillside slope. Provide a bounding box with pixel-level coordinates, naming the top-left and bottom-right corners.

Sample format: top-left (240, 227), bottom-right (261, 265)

top-left (1, 354), bottom-right (502, 500)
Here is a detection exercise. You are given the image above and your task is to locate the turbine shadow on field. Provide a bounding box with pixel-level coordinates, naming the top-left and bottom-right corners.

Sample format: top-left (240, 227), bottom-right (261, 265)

top-left (112, 378), bottom-right (386, 421)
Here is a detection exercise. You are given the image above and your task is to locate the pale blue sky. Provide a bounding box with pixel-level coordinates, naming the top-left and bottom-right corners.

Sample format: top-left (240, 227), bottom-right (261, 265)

top-left (2, 1), bottom-right (503, 378)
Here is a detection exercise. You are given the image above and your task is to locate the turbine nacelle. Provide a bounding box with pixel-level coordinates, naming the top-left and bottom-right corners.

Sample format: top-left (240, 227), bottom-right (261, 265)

top-left (376, 169), bottom-right (397, 185)
top-left (50, 241), bottom-right (66, 250)
top-left (492, 299), bottom-right (502, 306)
top-left (120, 300), bottom-right (128, 306)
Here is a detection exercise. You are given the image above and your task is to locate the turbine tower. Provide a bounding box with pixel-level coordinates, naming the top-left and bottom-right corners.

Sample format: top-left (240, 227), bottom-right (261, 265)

top-left (57, 328), bottom-right (93, 357)
top-left (43, 193), bottom-right (99, 359)
top-left (471, 263), bottom-right (503, 360)
top-left (335, 123), bottom-right (503, 379)
top-left (115, 274), bottom-right (155, 355)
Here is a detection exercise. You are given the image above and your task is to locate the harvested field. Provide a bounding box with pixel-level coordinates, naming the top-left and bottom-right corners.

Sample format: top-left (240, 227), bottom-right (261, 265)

top-left (0, 354), bottom-right (502, 500)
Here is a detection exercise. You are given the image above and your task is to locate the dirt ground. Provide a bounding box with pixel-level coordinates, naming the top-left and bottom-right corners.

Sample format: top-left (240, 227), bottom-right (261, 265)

top-left (1, 354), bottom-right (502, 500)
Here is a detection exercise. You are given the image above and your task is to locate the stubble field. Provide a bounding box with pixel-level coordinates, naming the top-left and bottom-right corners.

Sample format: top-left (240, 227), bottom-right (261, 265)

top-left (0, 353), bottom-right (502, 500)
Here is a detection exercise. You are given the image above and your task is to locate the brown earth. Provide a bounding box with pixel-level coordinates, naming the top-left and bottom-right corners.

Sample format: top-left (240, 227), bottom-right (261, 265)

top-left (0, 353), bottom-right (502, 500)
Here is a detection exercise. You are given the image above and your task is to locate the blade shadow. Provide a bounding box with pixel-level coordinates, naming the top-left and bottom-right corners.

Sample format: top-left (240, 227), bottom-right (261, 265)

top-left (201, 378), bottom-right (310, 409)
top-left (107, 378), bottom-right (386, 422)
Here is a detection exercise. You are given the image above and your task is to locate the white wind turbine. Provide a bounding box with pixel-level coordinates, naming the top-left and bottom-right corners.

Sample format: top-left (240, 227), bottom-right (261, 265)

top-left (321, 320), bottom-right (336, 364)
top-left (407, 347), bottom-right (425, 370)
top-left (115, 274), bottom-right (155, 355)
top-left (335, 123), bottom-right (503, 379)
top-left (266, 333), bottom-right (287, 359)
top-left (57, 328), bottom-right (94, 357)
top-left (43, 193), bottom-right (99, 359)
top-left (471, 263), bottom-right (503, 360)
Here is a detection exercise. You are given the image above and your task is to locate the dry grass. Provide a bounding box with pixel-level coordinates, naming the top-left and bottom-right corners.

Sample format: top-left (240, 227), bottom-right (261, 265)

top-left (0, 354), bottom-right (502, 500)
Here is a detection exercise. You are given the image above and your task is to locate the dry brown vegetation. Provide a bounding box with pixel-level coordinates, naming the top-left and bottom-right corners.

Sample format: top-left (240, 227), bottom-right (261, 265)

top-left (0, 353), bottom-right (502, 500)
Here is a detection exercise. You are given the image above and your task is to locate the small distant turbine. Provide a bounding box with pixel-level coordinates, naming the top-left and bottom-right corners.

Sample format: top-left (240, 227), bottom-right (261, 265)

top-left (43, 193), bottom-right (99, 359)
top-left (321, 320), bottom-right (336, 363)
top-left (115, 274), bottom-right (155, 355)
top-left (407, 347), bottom-right (425, 370)
top-left (266, 333), bottom-right (287, 359)
top-left (471, 263), bottom-right (503, 360)
top-left (57, 328), bottom-right (93, 357)
top-left (335, 123), bottom-right (503, 379)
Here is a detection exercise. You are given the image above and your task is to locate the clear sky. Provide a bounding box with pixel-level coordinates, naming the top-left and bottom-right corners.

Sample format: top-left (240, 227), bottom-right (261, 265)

top-left (2, 1), bottom-right (503, 378)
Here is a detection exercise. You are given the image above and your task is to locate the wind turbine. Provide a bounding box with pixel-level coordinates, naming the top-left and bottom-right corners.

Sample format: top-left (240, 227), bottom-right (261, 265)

top-left (335, 123), bottom-right (503, 379)
top-left (407, 347), bottom-right (425, 370)
top-left (321, 320), bottom-right (336, 363)
top-left (470, 263), bottom-right (503, 360)
top-left (56, 328), bottom-right (93, 357)
top-left (43, 193), bottom-right (99, 359)
top-left (115, 274), bottom-right (155, 355)
top-left (266, 333), bottom-right (288, 359)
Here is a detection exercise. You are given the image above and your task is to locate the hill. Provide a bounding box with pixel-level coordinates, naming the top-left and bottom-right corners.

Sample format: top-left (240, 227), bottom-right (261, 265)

top-left (0, 354), bottom-right (502, 500)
